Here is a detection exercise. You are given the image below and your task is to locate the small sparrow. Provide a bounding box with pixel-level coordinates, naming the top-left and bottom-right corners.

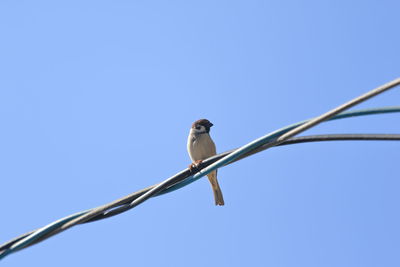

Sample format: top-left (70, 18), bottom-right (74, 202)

top-left (187, 119), bottom-right (224, 206)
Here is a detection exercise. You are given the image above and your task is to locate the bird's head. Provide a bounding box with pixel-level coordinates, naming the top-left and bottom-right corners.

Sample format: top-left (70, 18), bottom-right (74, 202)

top-left (191, 119), bottom-right (213, 134)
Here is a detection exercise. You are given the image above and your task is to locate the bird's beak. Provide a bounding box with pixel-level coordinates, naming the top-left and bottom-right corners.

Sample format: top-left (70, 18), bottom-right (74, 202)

top-left (208, 122), bottom-right (214, 127)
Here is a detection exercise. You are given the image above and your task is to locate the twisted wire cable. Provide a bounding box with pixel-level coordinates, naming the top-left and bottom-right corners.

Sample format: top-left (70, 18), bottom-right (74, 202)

top-left (1, 77), bottom-right (399, 260)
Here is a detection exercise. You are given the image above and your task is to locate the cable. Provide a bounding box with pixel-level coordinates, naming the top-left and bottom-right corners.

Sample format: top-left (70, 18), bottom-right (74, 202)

top-left (1, 106), bottom-right (399, 259)
top-left (28, 106), bottom-right (400, 250)
top-left (280, 134), bottom-right (400, 144)
top-left (0, 90), bottom-right (399, 260)
top-left (233, 133), bottom-right (400, 161)
top-left (87, 133), bottom-right (400, 220)
top-left (1, 105), bottom-right (399, 258)
top-left (193, 79), bottom-right (400, 187)
top-left (2, 131), bottom-right (400, 257)
top-left (276, 78), bottom-right (400, 143)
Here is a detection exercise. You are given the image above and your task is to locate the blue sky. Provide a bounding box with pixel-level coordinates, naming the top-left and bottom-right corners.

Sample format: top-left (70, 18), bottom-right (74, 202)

top-left (1, 1), bottom-right (400, 266)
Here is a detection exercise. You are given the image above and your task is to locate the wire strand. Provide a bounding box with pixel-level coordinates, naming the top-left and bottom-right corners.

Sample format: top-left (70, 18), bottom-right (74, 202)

top-left (277, 78), bottom-right (400, 143)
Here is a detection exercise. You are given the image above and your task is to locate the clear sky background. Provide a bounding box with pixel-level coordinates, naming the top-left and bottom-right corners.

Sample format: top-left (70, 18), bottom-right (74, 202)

top-left (1, 1), bottom-right (400, 266)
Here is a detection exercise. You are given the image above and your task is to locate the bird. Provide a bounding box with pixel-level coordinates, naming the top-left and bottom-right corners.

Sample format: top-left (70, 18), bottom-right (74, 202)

top-left (187, 119), bottom-right (225, 206)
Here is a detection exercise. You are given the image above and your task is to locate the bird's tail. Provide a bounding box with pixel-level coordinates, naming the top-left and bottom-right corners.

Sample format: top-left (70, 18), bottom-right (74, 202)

top-left (207, 171), bottom-right (225, 206)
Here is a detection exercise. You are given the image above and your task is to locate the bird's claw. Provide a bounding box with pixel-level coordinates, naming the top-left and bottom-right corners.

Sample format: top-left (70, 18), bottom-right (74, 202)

top-left (188, 160), bottom-right (203, 173)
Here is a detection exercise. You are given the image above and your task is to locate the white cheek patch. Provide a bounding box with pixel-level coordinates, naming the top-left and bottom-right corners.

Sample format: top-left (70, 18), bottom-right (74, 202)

top-left (192, 126), bottom-right (204, 133)
top-left (190, 125), bottom-right (208, 137)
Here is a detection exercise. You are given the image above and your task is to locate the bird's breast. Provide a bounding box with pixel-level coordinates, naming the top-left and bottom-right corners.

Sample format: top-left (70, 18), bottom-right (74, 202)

top-left (187, 133), bottom-right (217, 162)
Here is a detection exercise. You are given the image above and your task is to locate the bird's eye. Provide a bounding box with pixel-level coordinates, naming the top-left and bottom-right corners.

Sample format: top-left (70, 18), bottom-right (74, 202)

top-left (195, 125), bottom-right (201, 130)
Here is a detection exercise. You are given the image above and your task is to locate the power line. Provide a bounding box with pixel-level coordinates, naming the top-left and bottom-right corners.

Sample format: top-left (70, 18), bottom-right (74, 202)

top-left (2, 118), bottom-right (399, 257)
top-left (276, 78), bottom-right (400, 143)
top-left (1, 78), bottom-right (399, 260)
top-left (30, 108), bottom-right (400, 251)
top-left (85, 133), bottom-right (400, 221)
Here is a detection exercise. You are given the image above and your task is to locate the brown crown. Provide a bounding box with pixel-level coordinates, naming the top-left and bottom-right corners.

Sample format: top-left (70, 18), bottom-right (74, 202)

top-left (192, 119), bottom-right (213, 131)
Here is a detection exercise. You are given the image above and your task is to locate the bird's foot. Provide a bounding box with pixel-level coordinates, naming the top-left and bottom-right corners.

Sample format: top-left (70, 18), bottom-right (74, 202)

top-left (194, 160), bottom-right (203, 167)
top-left (188, 160), bottom-right (203, 173)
